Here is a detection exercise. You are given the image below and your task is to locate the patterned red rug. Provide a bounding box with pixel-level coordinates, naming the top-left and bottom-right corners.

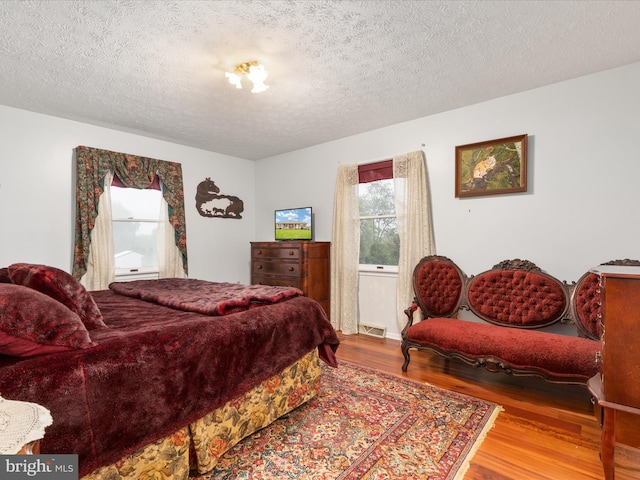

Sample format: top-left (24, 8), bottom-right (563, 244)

top-left (206, 360), bottom-right (501, 479)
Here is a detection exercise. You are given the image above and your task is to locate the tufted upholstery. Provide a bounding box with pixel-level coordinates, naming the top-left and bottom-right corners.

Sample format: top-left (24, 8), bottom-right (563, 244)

top-left (401, 257), bottom-right (603, 384)
top-left (467, 270), bottom-right (567, 327)
top-left (413, 256), bottom-right (464, 318)
top-left (572, 272), bottom-right (602, 340)
top-left (406, 317), bottom-right (600, 381)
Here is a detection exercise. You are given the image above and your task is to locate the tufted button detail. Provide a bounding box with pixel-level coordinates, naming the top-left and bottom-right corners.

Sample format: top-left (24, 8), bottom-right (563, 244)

top-left (468, 270), bottom-right (566, 326)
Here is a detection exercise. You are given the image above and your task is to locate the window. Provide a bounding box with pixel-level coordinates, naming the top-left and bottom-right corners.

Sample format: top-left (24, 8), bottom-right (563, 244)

top-left (111, 186), bottom-right (163, 276)
top-left (358, 161), bottom-right (399, 272)
top-left (73, 146), bottom-right (188, 288)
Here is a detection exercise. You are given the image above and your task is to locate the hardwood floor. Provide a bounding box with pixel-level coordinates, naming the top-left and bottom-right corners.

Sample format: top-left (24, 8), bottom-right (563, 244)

top-left (335, 333), bottom-right (640, 480)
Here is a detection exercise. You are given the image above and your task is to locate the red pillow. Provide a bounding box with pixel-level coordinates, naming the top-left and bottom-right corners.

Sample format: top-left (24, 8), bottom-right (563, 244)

top-left (8, 263), bottom-right (107, 330)
top-left (0, 284), bottom-right (95, 357)
top-left (0, 267), bottom-right (10, 283)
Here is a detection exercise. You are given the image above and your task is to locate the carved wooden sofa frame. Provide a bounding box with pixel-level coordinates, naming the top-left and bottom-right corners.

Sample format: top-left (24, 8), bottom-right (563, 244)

top-left (400, 256), bottom-right (636, 385)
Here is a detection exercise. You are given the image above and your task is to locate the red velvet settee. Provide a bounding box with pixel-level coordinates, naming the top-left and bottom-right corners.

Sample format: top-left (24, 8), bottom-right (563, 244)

top-left (400, 256), bottom-right (629, 385)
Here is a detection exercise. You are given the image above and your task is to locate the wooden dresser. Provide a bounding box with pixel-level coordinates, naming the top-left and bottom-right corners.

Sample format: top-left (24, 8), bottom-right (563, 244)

top-left (588, 265), bottom-right (640, 479)
top-left (250, 241), bottom-right (330, 319)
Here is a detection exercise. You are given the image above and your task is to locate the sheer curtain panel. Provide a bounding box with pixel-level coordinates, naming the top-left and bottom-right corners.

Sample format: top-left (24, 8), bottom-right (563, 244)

top-left (330, 164), bottom-right (360, 334)
top-left (82, 170), bottom-right (115, 290)
top-left (393, 150), bottom-right (436, 328)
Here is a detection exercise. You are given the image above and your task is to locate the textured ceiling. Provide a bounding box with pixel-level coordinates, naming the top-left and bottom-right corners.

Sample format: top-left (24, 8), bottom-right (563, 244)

top-left (1, 1), bottom-right (640, 161)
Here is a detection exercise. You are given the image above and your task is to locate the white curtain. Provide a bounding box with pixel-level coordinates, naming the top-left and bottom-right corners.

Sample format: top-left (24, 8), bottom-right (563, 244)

top-left (158, 195), bottom-right (187, 278)
top-left (80, 171), bottom-right (115, 290)
top-left (393, 150), bottom-right (436, 328)
top-left (330, 164), bottom-right (360, 334)
top-left (81, 175), bottom-right (187, 288)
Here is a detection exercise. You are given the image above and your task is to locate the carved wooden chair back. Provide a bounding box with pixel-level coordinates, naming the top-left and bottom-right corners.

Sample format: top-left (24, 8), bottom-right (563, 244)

top-left (466, 259), bottom-right (569, 329)
top-left (570, 259), bottom-right (640, 340)
top-left (411, 255), bottom-right (466, 318)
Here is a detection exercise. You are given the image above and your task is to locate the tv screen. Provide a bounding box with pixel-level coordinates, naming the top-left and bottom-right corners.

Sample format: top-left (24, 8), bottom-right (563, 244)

top-left (275, 207), bottom-right (313, 241)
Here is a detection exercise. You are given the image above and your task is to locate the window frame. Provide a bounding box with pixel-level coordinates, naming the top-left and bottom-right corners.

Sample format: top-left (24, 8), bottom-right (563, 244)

top-left (358, 160), bottom-right (398, 274)
top-left (110, 185), bottom-right (163, 277)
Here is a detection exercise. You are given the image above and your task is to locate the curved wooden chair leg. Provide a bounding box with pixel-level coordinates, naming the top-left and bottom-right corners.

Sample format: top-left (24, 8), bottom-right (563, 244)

top-left (401, 345), bottom-right (410, 372)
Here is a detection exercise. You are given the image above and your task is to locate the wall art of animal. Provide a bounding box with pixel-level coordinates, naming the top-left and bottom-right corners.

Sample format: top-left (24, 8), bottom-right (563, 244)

top-left (195, 177), bottom-right (244, 219)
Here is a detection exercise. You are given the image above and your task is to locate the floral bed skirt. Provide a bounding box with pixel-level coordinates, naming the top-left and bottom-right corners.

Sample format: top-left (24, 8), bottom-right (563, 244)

top-left (82, 349), bottom-right (322, 479)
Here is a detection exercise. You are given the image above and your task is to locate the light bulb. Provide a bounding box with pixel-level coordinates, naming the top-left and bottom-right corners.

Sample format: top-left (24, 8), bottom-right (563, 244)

top-left (225, 72), bottom-right (243, 89)
top-left (247, 64), bottom-right (269, 93)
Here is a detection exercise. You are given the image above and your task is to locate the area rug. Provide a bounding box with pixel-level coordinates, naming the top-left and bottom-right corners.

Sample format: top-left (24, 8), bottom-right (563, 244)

top-left (202, 360), bottom-right (501, 479)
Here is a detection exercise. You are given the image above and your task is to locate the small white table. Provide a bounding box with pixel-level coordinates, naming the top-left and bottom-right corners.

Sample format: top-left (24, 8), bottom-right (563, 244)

top-left (0, 395), bottom-right (52, 455)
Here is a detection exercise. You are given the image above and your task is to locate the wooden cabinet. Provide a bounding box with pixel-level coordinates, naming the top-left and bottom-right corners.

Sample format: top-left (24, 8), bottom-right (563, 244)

top-left (588, 265), bottom-right (640, 479)
top-left (598, 266), bottom-right (640, 409)
top-left (251, 241), bottom-right (330, 319)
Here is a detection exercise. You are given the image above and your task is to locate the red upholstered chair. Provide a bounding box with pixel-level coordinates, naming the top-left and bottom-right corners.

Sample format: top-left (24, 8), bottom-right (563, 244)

top-left (570, 259), bottom-right (640, 342)
top-left (401, 257), bottom-right (601, 384)
top-left (401, 255), bottom-right (466, 371)
top-left (570, 271), bottom-right (604, 341)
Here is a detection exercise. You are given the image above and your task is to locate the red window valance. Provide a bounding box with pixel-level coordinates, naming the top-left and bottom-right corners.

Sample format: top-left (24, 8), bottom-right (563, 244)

top-left (358, 160), bottom-right (392, 184)
top-left (112, 172), bottom-right (161, 190)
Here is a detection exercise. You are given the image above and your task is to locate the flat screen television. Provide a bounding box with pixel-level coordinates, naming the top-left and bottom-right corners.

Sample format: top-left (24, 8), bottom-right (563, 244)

top-left (275, 207), bottom-right (313, 241)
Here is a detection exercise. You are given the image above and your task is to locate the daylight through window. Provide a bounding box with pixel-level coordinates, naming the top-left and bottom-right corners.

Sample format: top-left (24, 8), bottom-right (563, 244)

top-left (359, 178), bottom-right (399, 270)
top-left (111, 186), bottom-right (163, 275)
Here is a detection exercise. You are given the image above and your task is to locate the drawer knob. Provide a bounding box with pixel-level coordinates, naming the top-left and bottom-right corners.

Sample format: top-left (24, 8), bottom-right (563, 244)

top-left (288, 267), bottom-right (294, 271)
top-left (289, 251), bottom-right (295, 256)
top-left (256, 250), bottom-right (263, 255)
top-left (257, 265), bottom-right (262, 270)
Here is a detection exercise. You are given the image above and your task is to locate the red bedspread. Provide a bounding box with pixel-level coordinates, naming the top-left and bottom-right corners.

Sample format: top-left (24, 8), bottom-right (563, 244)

top-left (0, 286), bottom-right (339, 477)
top-left (109, 278), bottom-right (303, 316)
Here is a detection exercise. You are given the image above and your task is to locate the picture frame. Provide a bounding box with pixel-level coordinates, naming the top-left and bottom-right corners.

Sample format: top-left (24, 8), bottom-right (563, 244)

top-left (455, 134), bottom-right (528, 198)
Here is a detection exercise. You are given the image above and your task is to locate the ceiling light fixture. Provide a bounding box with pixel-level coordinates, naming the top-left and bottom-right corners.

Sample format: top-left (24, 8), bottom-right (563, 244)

top-left (225, 61), bottom-right (269, 93)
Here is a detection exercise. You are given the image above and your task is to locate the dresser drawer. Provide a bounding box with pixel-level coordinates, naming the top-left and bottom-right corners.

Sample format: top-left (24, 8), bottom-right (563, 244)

top-left (252, 274), bottom-right (301, 289)
top-left (252, 246), bottom-right (301, 260)
top-left (250, 241), bottom-right (330, 319)
top-left (252, 261), bottom-right (301, 276)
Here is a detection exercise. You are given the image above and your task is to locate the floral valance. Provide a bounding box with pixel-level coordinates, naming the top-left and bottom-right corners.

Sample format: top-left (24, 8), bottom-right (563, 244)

top-left (72, 145), bottom-right (188, 280)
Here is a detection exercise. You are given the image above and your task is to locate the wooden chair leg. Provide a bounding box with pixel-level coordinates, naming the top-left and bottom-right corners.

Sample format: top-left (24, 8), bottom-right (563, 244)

top-left (401, 346), bottom-right (410, 372)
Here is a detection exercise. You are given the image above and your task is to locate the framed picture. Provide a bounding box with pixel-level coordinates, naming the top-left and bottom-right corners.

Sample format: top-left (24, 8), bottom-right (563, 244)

top-left (455, 134), bottom-right (528, 198)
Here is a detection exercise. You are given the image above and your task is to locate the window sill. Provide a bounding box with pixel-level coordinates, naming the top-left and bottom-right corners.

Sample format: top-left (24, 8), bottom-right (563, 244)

top-left (114, 269), bottom-right (159, 282)
top-left (358, 265), bottom-right (398, 277)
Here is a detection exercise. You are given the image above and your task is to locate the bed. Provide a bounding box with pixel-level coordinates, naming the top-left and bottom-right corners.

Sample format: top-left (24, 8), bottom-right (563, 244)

top-left (0, 263), bottom-right (339, 479)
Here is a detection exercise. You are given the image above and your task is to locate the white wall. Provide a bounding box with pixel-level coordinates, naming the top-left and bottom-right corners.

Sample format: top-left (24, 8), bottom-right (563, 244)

top-left (255, 62), bottom-right (640, 337)
top-left (2, 62), bottom-right (639, 338)
top-left (0, 106), bottom-right (256, 284)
